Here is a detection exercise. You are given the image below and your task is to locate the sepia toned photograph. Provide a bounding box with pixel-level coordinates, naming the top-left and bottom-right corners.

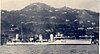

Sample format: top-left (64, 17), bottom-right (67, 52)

top-left (0, 0), bottom-right (99, 54)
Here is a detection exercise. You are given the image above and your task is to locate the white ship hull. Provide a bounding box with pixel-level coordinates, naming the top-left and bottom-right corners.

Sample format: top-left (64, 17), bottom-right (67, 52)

top-left (7, 39), bottom-right (91, 45)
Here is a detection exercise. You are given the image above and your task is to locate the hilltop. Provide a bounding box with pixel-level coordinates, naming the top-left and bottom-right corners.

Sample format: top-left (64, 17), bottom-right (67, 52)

top-left (1, 3), bottom-right (99, 39)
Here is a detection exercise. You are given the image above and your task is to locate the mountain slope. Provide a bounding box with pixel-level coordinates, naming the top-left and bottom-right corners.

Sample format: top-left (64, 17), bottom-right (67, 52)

top-left (1, 3), bottom-right (99, 39)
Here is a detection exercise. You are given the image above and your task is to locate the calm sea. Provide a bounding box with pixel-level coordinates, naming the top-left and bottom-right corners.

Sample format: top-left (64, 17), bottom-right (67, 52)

top-left (0, 45), bottom-right (99, 54)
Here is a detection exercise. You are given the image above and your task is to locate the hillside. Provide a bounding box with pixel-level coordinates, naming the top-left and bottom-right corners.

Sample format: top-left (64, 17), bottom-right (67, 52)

top-left (1, 3), bottom-right (99, 39)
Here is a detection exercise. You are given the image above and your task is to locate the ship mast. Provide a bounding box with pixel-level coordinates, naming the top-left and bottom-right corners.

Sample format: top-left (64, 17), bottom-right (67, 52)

top-left (21, 22), bottom-right (24, 41)
top-left (65, 0), bottom-right (67, 8)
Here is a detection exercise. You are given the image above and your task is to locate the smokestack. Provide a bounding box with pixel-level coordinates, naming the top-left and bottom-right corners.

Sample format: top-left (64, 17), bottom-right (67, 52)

top-left (16, 34), bottom-right (19, 40)
top-left (39, 34), bottom-right (43, 42)
top-left (60, 34), bottom-right (63, 37)
top-left (50, 34), bottom-right (54, 42)
top-left (55, 35), bottom-right (57, 37)
top-left (57, 32), bottom-right (60, 36)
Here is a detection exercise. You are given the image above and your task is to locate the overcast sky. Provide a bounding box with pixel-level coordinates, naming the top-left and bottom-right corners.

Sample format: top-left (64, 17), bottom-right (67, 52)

top-left (1, 0), bottom-right (99, 12)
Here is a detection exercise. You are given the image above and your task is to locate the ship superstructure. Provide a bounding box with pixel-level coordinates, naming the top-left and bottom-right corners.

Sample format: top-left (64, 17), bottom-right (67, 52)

top-left (7, 32), bottom-right (92, 45)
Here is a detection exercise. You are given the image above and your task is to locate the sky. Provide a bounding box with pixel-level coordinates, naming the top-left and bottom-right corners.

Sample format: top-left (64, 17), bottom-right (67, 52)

top-left (0, 0), bottom-right (99, 12)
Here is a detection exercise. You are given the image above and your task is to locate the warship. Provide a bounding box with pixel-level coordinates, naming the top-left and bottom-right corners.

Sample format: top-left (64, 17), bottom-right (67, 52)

top-left (7, 32), bottom-right (92, 45)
